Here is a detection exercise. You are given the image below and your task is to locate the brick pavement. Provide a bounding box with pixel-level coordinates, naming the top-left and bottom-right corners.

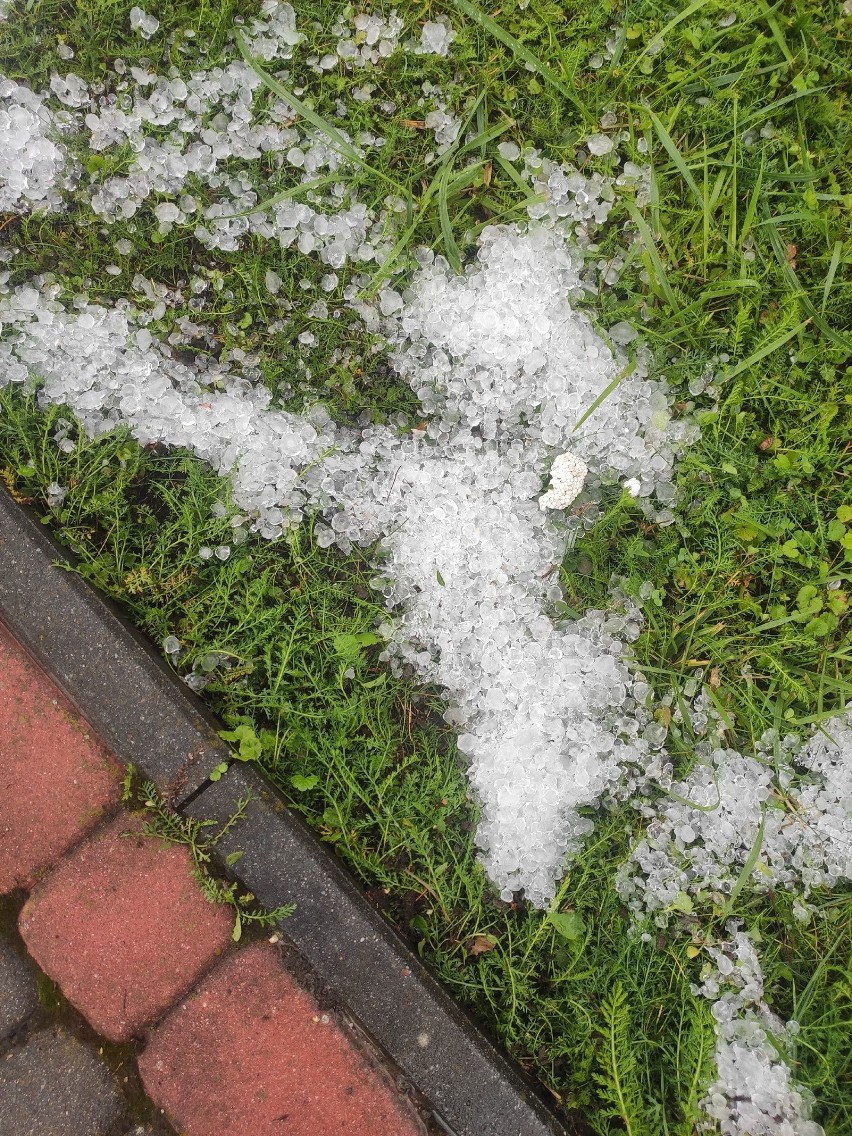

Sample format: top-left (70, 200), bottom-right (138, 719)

top-left (0, 625), bottom-right (426, 1135)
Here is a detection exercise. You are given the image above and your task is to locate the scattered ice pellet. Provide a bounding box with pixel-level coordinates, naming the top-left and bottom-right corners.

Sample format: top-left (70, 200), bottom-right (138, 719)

top-left (49, 73), bottom-right (89, 108)
top-left (378, 288), bottom-right (402, 316)
top-left (608, 320), bottom-right (638, 346)
top-left (697, 929), bottom-right (825, 1136)
top-left (616, 712), bottom-right (852, 922)
top-left (214, 545), bottom-right (231, 561)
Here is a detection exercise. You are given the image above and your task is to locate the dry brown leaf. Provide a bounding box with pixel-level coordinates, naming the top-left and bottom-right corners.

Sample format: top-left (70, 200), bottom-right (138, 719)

top-left (468, 934), bottom-right (498, 957)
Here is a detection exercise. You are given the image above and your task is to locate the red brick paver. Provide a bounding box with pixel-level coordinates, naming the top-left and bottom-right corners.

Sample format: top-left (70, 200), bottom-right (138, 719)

top-left (139, 942), bottom-right (425, 1136)
top-left (19, 813), bottom-right (234, 1041)
top-left (0, 624), bottom-right (122, 893)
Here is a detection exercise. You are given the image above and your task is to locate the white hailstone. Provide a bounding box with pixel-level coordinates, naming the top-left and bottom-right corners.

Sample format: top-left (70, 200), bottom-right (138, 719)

top-left (335, 9), bottom-right (404, 67)
top-left (49, 73), bottom-right (90, 107)
top-left (129, 6), bottom-right (160, 39)
top-left (163, 635), bottom-right (181, 656)
top-left (153, 201), bottom-right (183, 229)
top-left (378, 288), bottom-right (402, 316)
top-left (624, 477), bottom-right (641, 497)
top-left (418, 19), bottom-right (456, 57)
top-left (538, 451), bottom-right (588, 511)
top-left (497, 140), bottom-right (521, 161)
top-left (586, 133), bottom-right (615, 156)
top-left (424, 104), bottom-right (461, 151)
top-left (0, 79), bottom-right (68, 213)
top-left (46, 482), bottom-right (67, 507)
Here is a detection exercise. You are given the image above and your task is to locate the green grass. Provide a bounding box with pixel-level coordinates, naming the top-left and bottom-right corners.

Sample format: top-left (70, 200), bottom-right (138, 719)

top-left (2, 0), bottom-right (852, 1131)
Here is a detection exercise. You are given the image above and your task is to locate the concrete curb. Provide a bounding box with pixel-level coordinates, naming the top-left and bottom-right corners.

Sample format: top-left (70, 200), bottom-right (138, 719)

top-left (0, 487), bottom-right (568, 1136)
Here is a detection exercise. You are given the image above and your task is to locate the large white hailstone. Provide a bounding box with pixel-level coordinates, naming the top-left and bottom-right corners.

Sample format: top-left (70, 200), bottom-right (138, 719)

top-left (128, 6), bottom-right (160, 39)
top-left (539, 451), bottom-right (588, 511)
top-left (418, 19), bottom-right (456, 56)
top-left (0, 80), bottom-right (68, 213)
top-left (697, 930), bottom-right (824, 1136)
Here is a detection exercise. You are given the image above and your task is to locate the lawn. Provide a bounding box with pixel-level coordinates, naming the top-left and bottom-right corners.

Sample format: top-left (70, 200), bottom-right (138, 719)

top-left (1, 1), bottom-right (851, 1132)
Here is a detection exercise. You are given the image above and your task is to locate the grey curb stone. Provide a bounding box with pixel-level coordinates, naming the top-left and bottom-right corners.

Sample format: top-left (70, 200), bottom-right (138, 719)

top-left (0, 488), bottom-right (567, 1136)
top-left (0, 489), bottom-right (228, 799)
top-left (0, 1026), bottom-right (123, 1136)
top-left (186, 767), bottom-right (566, 1136)
top-left (0, 936), bottom-right (39, 1041)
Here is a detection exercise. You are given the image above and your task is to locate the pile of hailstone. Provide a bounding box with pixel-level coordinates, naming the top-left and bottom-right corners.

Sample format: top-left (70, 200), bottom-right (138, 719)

top-left (0, 223), bottom-right (696, 904)
top-left (616, 714), bottom-right (852, 922)
top-left (0, 0), bottom-right (641, 271)
top-left (697, 928), bottom-right (824, 1136)
top-left (0, 79), bottom-right (69, 213)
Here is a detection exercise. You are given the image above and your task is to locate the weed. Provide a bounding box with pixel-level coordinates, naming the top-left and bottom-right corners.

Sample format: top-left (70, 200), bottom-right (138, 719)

top-left (137, 780), bottom-right (295, 941)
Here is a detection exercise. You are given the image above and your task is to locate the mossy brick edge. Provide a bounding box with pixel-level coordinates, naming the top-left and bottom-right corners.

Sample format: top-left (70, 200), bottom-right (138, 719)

top-left (0, 486), bottom-right (228, 800)
top-left (0, 487), bottom-right (566, 1136)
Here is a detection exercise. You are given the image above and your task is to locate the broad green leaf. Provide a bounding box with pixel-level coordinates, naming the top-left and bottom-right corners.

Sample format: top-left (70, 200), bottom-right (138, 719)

top-left (549, 910), bottom-right (586, 941)
top-left (290, 773), bottom-right (319, 792)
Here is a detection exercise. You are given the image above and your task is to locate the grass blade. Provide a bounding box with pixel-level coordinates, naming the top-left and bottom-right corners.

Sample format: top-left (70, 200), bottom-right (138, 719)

top-left (821, 240), bottom-right (843, 314)
top-left (647, 108), bottom-right (702, 206)
top-left (761, 203), bottom-right (852, 351)
top-left (572, 358), bottom-right (636, 433)
top-left (722, 318), bottom-right (810, 381)
top-left (627, 0), bottom-right (714, 69)
top-left (236, 32), bottom-right (405, 194)
top-left (438, 162), bottom-right (463, 273)
top-left (624, 201), bottom-right (680, 312)
top-left (720, 806), bottom-right (766, 917)
top-left (739, 157), bottom-right (765, 246)
top-left (450, 0), bottom-right (584, 113)
top-left (494, 154), bottom-right (531, 195)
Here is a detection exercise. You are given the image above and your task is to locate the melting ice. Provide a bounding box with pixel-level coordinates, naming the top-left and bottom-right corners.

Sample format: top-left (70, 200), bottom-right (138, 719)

top-left (0, 224), bottom-right (697, 904)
